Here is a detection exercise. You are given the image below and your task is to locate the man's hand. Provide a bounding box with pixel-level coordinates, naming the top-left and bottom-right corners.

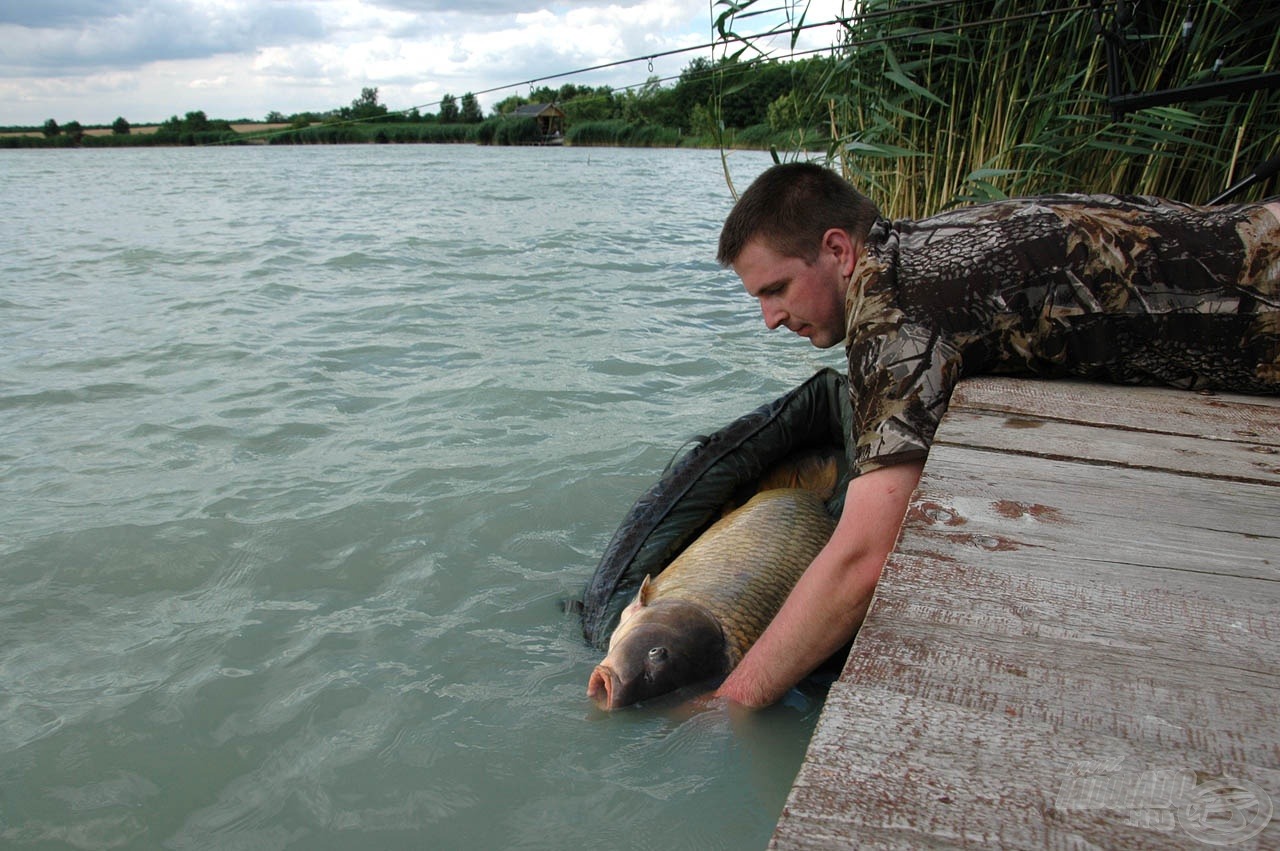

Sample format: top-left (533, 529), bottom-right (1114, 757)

top-left (715, 460), bottom-right (923, 708)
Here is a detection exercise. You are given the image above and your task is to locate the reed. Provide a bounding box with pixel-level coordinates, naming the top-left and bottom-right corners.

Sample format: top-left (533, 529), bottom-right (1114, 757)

top-left (715, 0), bottom-right (1280, 217)
top-left (266, 123), bottom-right (480, 145)
top-left (476, 117), bottom-right (542, 145)
top-left (566, 120), bottom-right (685, 147)
top-left (565, 119), bottom-right (631, 146)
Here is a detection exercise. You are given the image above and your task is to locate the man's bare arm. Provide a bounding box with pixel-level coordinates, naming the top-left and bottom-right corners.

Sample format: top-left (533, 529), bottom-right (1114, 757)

top-left (715, 460), bottom-right (923, 708)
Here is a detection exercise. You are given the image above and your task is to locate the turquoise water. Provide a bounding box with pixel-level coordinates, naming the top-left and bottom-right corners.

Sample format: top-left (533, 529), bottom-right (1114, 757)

top-left (1, 144), bottom-right (846, 850)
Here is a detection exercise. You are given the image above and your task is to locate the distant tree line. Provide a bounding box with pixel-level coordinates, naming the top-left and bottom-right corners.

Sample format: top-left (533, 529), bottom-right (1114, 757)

top-left (8, 109), bottom-right (241, 147)
top-left (265, 88), bottom-right (507, 129)
top-left (255, 59), bottom-right (829, 137)
top-left (487, 56), bottom-right (830, 136)
top-left (3, 58), bottom-right (835, 149)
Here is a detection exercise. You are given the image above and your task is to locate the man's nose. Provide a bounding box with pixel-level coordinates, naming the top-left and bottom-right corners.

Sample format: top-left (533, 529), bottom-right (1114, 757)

top-left (761, 301), bottom-right (786, 330)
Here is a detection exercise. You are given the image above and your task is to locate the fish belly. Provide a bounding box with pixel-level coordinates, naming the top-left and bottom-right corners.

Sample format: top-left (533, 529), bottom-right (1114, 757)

top-left (647, 488), bottom-right (835, 666)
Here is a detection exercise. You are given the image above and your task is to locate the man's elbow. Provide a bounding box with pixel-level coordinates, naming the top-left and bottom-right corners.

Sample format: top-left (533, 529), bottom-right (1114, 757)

top-left (824, 462), bottom-right (922, 593)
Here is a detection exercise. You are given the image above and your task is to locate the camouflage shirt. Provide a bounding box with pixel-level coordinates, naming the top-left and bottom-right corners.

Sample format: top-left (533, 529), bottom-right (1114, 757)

top-left (844, 194), bottom-right (1280, 475)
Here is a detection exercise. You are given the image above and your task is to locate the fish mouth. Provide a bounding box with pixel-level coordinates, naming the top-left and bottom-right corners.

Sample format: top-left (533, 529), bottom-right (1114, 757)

top-left (587, 664), bottom-right (619, 709)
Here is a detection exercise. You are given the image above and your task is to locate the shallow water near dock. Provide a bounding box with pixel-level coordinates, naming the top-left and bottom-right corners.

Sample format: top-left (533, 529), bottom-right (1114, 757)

top-left (1, 144), bottom-right (847, 849)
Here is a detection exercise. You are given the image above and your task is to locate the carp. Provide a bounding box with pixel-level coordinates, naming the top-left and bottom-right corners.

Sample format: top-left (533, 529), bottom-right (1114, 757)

top-left (587, 486), bottom-right (835, 709)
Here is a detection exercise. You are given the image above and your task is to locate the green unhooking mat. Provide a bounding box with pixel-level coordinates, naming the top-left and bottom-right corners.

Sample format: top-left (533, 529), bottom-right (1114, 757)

top-left (579, 368), bottom-right (854, 649)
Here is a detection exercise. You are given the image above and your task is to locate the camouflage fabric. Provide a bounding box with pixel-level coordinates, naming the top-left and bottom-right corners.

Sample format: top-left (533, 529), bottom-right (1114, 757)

top-left (844, 194), bottom-right (1280, 475)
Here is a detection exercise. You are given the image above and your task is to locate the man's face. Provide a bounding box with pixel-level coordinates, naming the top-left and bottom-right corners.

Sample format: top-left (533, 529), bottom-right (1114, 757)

top-left (732, 234), bottom-right (852, 349)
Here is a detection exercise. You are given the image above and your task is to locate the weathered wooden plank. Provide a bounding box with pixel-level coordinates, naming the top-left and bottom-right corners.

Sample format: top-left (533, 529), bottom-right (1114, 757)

top-left (774, 688), bottom-right (1280, 850)
top-left (898, 516), bottom-right (1280, 589)
top-left (844, 555), bottom-right (1279, 763)
top-left (910, 442), bottom-right (1280, 561)
top-left (867, 550), bottom-right (1280, 683)
top-left (934, 408), bottom-right (1280, 484)
top-left (949, 378), bottom-right (1280, 442)
top-left (844, 621), bottom-right (1280, 769)
top-left (876, 547), bottom-right (1280, 664)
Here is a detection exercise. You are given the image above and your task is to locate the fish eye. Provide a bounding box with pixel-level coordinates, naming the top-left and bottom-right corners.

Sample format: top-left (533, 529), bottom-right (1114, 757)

top-left (648, 646), bottom-right (668, 662)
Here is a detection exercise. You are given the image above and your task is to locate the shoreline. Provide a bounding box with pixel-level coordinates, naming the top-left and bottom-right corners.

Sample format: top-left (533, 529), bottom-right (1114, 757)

top-left (1, 120), bottom-right (824, 152)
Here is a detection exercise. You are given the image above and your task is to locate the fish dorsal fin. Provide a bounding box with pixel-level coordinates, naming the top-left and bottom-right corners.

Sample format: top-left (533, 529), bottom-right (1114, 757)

top-left (618, 574), bottom-right (654, 623)
top-left (637, 574), bottom-right (654, 606)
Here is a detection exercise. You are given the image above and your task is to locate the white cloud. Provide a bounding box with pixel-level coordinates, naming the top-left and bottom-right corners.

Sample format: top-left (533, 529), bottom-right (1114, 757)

top-left (0, 0), bottom-right (850, 126)
top-left (0, 1), bottom-right (327, 72)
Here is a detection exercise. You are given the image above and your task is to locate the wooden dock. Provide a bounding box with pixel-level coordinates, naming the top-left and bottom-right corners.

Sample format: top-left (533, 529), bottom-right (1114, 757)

top-left (772, 378), bottom-right (1280, 850)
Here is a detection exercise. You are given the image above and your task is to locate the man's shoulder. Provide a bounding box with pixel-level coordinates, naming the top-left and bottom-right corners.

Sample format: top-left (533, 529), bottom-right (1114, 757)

top-left (886, 192), bottom-right (1219, 258)
top-left (899, 193), bottom-right (1188, 227)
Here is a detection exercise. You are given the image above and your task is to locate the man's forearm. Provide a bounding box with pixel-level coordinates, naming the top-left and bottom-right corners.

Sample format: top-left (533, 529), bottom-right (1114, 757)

top-left (715, 461), bottom-right (923, 707)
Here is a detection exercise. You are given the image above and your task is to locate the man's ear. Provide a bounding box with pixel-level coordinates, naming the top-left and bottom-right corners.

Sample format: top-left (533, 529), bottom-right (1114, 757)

top-left (821, 228), bottom-right (859, 277)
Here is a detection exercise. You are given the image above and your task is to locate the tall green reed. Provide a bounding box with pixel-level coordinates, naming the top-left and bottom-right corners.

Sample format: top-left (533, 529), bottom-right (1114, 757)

top-left (714, 0), bottom-right (1280, 217)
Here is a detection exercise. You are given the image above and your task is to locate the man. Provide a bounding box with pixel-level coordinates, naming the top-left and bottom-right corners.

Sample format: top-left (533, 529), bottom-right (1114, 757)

top-left (714, 161), bottom-right (1280, 707)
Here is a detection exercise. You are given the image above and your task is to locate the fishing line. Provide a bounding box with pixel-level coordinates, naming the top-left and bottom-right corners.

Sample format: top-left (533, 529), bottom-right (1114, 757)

top-left (242, 0), bottom-right (972, 135)
top-left (223, 2), bottom-right (1092, 145)
top-left (473, 2), bottom-right (1090, 111)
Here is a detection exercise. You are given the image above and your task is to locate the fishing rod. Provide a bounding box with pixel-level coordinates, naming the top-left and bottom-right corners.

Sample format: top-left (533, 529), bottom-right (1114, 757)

top-left (1206, 153), bottom-right (1280, 205)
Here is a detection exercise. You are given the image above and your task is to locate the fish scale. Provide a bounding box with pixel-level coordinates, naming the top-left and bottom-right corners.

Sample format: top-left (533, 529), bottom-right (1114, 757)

top-left (644, 488), bottom-right (835, 666)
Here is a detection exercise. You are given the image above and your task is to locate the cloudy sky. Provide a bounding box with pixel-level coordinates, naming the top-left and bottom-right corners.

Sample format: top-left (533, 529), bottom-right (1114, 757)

top-left (0, 0), bottom-right (847, 127)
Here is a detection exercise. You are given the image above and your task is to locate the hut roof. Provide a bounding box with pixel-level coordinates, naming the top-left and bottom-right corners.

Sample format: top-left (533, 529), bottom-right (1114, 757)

top-left (510, 103), bottom-right (566, 118)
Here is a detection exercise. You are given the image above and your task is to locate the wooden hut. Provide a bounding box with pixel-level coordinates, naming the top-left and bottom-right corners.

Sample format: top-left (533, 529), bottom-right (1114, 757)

top-left (510, 103), bottom-right (566, 144)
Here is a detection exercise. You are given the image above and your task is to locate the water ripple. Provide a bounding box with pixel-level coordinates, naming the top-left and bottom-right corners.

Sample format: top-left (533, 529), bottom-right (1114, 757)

top-left (0, 145), bottom-right (835, 850)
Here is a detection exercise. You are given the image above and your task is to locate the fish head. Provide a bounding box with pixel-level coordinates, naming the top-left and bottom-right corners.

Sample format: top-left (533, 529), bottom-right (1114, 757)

top-left (587, 599), bottom-right (726, 709)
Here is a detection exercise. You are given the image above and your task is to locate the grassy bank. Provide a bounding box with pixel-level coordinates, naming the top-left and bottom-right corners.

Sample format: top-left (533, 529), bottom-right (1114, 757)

top-left (2, 118), bottom-right (824, 151)
top-left (0, 130), bottom-right (244, 148)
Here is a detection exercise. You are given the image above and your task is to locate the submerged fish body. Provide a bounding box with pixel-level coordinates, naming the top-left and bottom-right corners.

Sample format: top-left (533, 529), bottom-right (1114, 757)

top-left (587, 487), bottom-right (835, 709)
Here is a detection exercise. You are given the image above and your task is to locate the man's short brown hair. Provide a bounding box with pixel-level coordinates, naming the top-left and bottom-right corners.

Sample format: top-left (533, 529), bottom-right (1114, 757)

top-left (717, 162), bottom-right (880, 267)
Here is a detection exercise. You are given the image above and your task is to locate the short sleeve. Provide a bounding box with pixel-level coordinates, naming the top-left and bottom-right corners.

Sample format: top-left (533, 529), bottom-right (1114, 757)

top-left (846, 320), bottom-right (964, 475)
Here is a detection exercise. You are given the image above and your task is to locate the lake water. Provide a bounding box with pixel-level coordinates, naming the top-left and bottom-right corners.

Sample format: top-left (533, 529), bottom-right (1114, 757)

top-left (0, 143), bottom-right (847, 850)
